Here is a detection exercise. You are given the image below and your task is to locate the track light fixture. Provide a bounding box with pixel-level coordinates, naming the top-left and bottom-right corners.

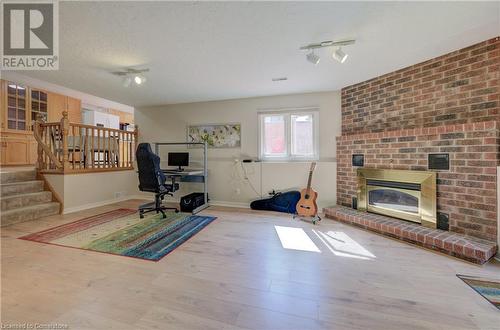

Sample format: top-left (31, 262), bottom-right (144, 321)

top-left (300, 39), bottom-right (355, 65)
top-left (306, 50), bottom-right (320, 65)
top-left (111, 68), bottom-right (149, 87)
top-left (333, 47), bottom-right (348, 63)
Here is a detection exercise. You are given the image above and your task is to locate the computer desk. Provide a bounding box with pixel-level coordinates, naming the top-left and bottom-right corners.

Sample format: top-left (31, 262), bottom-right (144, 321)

top-left (155, 142), bottom-right (209, 214)
top-left (162, 169), bottom-right (204, 176)
top-left (161, 168), bottom-right (208, 214)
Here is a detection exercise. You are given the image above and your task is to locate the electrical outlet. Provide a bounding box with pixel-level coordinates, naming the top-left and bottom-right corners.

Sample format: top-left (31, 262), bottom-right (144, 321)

top-left (114, 191), bottom-right (126, 198)
top-left (235, 188), bottom-right (241, 195)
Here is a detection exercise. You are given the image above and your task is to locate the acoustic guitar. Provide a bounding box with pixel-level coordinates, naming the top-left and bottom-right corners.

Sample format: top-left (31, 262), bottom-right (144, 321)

top-left (296, 162), bottom-right (318, 217)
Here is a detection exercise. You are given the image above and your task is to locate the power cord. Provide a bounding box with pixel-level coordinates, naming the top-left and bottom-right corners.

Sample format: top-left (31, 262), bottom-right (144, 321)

top-left (239, 161), bottom-right (261, 197)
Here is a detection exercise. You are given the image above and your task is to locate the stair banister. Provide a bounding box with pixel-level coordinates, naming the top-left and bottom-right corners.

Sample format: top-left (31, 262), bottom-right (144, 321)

top-left (34, 113), bottom-right (138, 173)
top-left (34, 113), bottom-right (62, 170)
top-left (61, 110), bottom-right (70, 171)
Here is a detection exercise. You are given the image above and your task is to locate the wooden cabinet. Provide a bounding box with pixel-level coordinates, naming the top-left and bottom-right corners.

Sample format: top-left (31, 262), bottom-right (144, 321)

top-left (29, 139), bottom-right (38, 164)
top-left (109, 108), bottom-right (133, 124)
top-left (30, 88), bottom-right (48, 123)
top-left (0, 132), bottom-right (34, 166)
top-left (47, 92), bottom-right (81, 123)
top-left (0, 80), bottom-right (82, 165)
top-left (47, 92), bottom-right (66, 122)
top-left (0, 80), bottom-right (5, 130)
top-left (67, 96), bottom-right (81, 123)
top-left (123, 112), bottom-right (134, 125)
top-left (4, 81), bottom-right (28, 131)
top-left (1, 80), bottom-right (33, 165)
top-left (5, 139), bottom-right (29, 165)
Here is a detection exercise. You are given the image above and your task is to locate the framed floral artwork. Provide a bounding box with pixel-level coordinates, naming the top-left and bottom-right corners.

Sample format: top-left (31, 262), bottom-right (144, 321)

top-left (187, 123), bottom-right (241, 148)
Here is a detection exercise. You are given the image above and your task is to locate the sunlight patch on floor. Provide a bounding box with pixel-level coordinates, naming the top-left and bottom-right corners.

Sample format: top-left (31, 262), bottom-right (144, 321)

top-left (274, 226), bottom-right (321, 253)
top-left (312, 229), bottom-right (376, 260)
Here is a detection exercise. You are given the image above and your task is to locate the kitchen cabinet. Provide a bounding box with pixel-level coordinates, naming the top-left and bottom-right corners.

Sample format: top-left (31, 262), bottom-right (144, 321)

top-left (109, 108), bottom-right (134, 125)
top-left (0, 80), bottom-right (5, 130)
top-left (30, 88), bottom-right (48, 123)
top-left (29, 139), bottom-right (38, 164)
top-left (67, 96), bottom-right (82, 123)
top-left (4, 81), bottom-right (28, 131)
top-left (0, 80), bottom-right (82, 165)
top-left (48, 92), bottom-right (82, 123)
top-left (1, 80), bottom-right (33, 165)
top-left (0, 132), bottom-right (33, 166)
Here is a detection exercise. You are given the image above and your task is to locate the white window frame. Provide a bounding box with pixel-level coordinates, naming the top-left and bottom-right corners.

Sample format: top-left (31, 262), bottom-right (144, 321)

top-left (258, 108), bottom-right (319, 161)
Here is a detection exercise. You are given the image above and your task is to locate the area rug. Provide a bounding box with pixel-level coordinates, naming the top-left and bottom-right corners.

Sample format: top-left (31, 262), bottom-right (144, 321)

top-left (457, 275), bottom-right (500, 310)
top-left (20, 209), bottom-right (216, 261)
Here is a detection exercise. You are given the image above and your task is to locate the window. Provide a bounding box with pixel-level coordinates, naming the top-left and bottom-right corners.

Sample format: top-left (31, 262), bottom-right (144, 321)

top-left (259, 109), bottom-right (318, 161)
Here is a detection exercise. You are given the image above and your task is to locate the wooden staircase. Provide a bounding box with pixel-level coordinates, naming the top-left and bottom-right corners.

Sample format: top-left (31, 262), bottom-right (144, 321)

top-left (0, 169), bottom-right (60, 227)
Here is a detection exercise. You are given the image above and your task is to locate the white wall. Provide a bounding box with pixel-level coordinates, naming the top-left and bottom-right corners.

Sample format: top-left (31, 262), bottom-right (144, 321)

top-left (136, 91), bottom-right (341, 209)
top-left (44, 171), bottom-right (143, 214)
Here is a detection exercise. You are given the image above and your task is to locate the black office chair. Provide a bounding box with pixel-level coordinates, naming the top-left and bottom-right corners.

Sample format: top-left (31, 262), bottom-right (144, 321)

top-left (136, 143), bottom-right (179, 218)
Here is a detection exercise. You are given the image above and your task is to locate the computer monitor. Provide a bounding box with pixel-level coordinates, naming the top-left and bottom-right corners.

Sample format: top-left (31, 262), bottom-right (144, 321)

top-left (168, 152), bottom-right (189, 171)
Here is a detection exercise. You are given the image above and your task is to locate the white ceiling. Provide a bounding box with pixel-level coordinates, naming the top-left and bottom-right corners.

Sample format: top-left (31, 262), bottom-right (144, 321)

top-left (17, 1), bottom-right (499, 107)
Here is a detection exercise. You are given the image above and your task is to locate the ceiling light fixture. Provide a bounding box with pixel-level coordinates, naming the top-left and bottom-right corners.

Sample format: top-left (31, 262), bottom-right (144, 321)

top-left (111, 68), bottom-right (149, 87)
top-left (306, 50), bottom-right (320, 65)
top-left (300, 39), bottom-right (355, 65)
top-left (134, 75), bottom-right (146, 85)
top-left (333, 47), bottom-right (348, 63)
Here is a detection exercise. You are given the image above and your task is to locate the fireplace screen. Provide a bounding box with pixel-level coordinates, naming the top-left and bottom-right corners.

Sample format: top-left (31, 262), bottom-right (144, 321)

top-left (368, 188), bottom-right (419, 214)
top-left (357, 168), bottom-right (437, 228)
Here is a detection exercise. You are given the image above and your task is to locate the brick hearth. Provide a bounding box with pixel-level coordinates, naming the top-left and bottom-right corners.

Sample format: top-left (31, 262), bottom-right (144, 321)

top-left (324, 206), bottom-right (497, 264)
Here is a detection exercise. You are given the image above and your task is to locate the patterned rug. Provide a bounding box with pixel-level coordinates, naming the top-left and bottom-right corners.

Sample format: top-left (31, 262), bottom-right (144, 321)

top-left (20, 209), bottom-right (216, 261)
top-left (457, 275), bottom-right (500, 310)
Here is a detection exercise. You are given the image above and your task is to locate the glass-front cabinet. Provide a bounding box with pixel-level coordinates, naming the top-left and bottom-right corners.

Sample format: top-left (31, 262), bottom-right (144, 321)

top-left (31, 89), bottom-right (48, 123)
top-left (1, 81), bottom-right (48, 165)
top-left (4, 83), bottom-right (49, 132)
top-left (6, 82), bottom-right (27, 131)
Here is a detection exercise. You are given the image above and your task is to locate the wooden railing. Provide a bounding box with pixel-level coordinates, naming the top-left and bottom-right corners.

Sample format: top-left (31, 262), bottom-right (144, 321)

top-left (34, 111), bottom-right (138, 173)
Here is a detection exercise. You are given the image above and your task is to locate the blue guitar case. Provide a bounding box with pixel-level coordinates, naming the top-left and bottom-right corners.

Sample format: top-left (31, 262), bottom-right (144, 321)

top-left (250, 191), bottom-right (301, 214)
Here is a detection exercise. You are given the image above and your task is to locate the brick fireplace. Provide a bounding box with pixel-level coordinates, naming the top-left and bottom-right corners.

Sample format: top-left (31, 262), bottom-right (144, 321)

top-left (337, 121), bottom-right (498, 241)
top-left (326, 37), bottom-right (499, 262)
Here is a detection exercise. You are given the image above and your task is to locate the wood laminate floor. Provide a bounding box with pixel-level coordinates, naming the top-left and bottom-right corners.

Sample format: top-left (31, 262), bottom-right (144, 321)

top-left (1, 199), bottom-right (499, 329)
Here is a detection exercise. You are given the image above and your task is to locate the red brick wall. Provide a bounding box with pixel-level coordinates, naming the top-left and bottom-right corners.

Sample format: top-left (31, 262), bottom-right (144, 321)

top-left (341, 37), bottom-right (499, 135)
top-left (336, 121), bottom-right (498, 242)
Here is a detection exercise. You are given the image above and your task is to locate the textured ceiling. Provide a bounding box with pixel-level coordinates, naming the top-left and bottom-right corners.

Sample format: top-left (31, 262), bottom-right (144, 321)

top-left (17, 1), bottom-right (500, 107)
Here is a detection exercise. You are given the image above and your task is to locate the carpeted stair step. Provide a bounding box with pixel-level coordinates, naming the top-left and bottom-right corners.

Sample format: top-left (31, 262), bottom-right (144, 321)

top-left (1, 180), bottom-right (44, 197)
top-left (1, 202), bottom-right (60, 227)
top-left (1, 191), bottom-right (53, 211)
top-left (0, 170), bottom-right (37, 184)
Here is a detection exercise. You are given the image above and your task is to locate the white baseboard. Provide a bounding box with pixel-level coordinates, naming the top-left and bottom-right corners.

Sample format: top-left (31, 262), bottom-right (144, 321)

top-left (63, 195), bottom-right (250, 214)
top-left (209, 200), bottom-right (250, 208)
top-left (163, 196), bottom-right (250, 209)
top-left (62, 194), bottom-right (148, 214)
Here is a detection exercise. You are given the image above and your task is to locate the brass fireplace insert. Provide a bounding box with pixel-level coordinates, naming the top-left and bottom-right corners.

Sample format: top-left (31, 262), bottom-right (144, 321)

top-left (357, 168), bottom-right (437, 228)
